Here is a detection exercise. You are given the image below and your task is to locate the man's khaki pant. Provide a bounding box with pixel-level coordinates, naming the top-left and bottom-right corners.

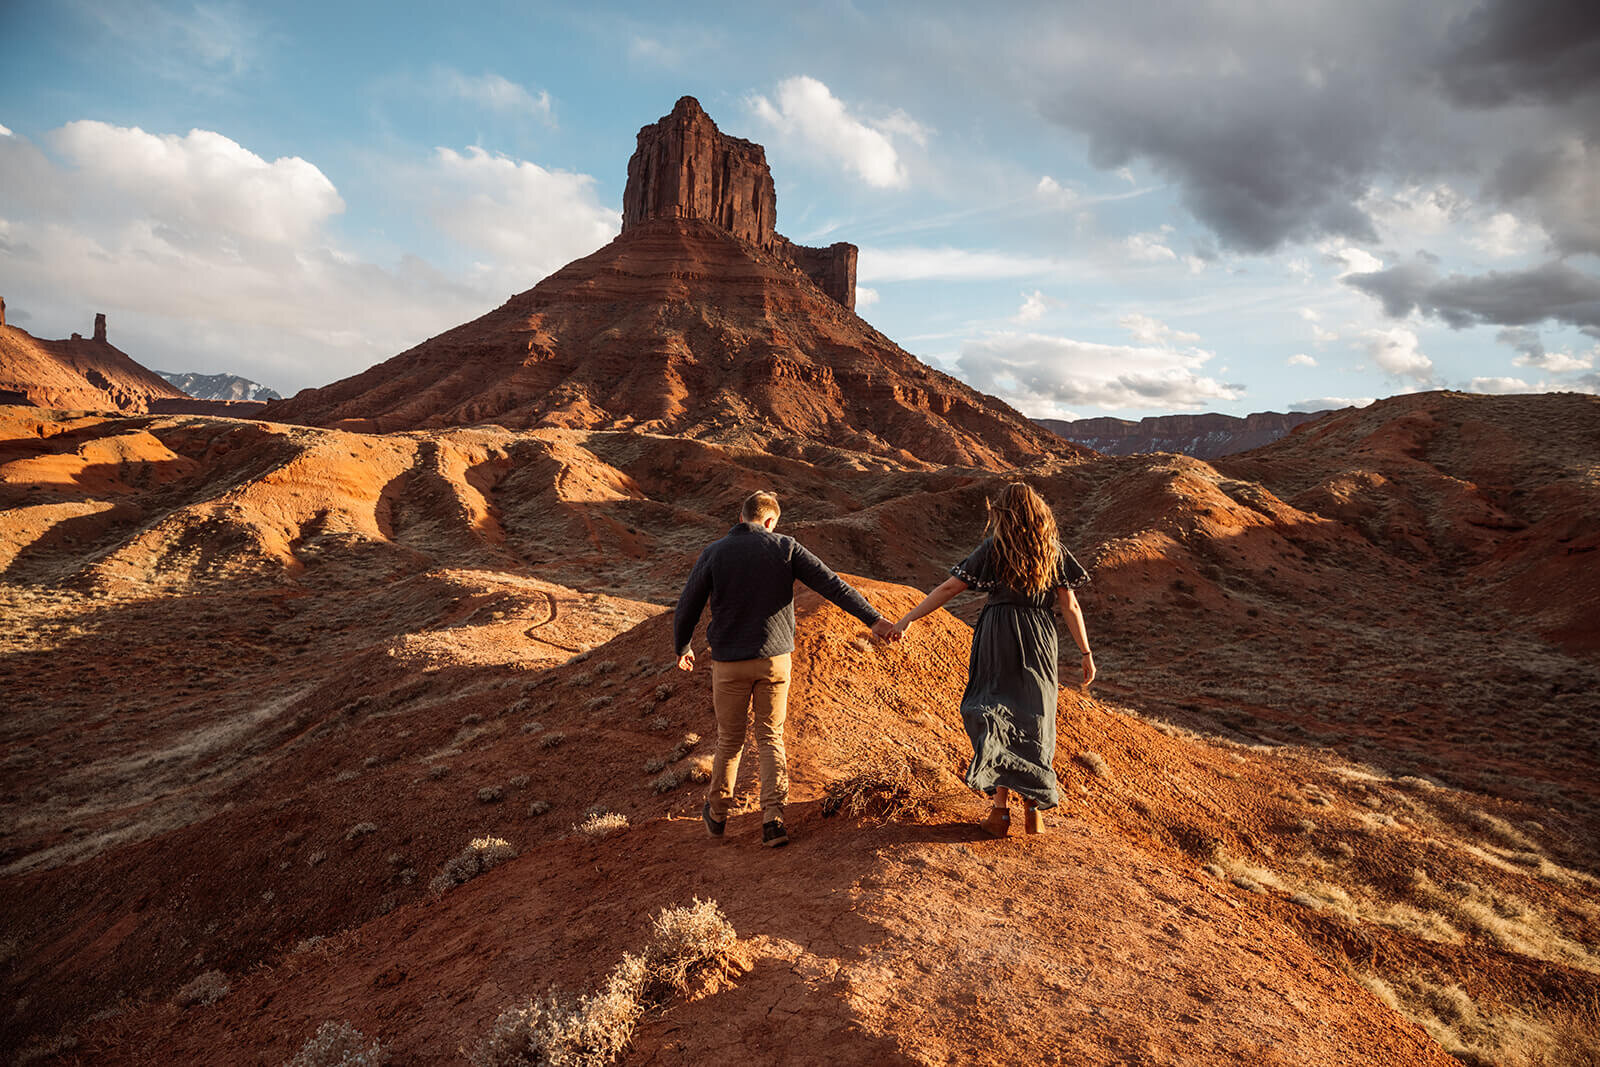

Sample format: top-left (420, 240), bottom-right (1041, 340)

top-left (707, 654), bottom-right (792, 823)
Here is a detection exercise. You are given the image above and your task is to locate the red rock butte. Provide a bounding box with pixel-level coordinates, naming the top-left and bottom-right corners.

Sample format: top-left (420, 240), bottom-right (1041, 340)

top-left (623, 96), bottom-right (858, 311)
top-left (265, 98), bottom-right (1067, 468)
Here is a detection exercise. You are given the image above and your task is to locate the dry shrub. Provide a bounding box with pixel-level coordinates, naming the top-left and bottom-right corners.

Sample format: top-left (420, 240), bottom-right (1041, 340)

top-left (174, 970), bottom-right (229, 1007)
top-left (821, 754), bottom-right (943, 821)
top-left (284, 1020), bottom-right (388, 1066)
top-left (470, 900), bottom-right (735, 1067)
top-left (644, 734), bottom-right (702, 776)
top-left (478, 786), bottom-right (504, 804)
top-left (574, 812), bottom-right (628, 839)
top-left (540, 732), bottom-right (567, 750)
top-left (1076, 751), bottom-right (1110, 779)
top-left (649, 758), bottom-right (710, 795)
top-left (345, 822), bottom-right (377, 841)
top-left (430, 836), bottom-right (518, 895)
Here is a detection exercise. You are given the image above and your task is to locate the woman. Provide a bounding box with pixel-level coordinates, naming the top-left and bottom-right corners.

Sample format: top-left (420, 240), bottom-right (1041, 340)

top-left (893, 483), bottom-right (1094, 837)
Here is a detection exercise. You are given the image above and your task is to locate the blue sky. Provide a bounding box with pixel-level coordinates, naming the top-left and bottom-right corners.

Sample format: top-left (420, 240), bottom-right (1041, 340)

top-left (2, 0), bottom-right (1597, 419)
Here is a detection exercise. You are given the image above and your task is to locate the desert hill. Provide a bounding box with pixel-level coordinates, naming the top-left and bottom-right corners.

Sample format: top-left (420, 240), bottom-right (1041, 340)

top-left (0, 311), bottom-right (186, 413)
top-left (264, 99), bottom-right (1067, 469)
top-left (3, 390), bottom-right (1598, 1064)
top-left (1038, 409), bottom-right (1329, 459)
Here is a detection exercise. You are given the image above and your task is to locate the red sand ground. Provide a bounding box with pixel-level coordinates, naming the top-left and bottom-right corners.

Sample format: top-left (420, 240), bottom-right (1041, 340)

top-left (2, 393), bottom-right (1598, 1065)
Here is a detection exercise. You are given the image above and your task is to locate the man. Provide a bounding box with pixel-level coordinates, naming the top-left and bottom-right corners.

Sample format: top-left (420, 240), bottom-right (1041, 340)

top-left (674, 490), bottom-right (897, 848)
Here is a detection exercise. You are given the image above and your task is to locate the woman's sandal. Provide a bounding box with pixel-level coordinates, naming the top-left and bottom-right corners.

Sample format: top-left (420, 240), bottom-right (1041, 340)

top-left (981, 806), bottom-right (1011, 838)
top-left (1024, 804), bottom-right (1046, 835)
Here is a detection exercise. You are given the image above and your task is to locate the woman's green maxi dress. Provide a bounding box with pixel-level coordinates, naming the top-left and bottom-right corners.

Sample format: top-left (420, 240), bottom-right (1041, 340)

top-left (950, 538), bottom-right (1090, 810)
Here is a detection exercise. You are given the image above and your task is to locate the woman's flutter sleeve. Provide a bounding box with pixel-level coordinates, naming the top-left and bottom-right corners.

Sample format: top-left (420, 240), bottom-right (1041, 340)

top-left (950, 539), bottom-right (996, 591)
top-left (1054, 543), bottom-right (1091, 590)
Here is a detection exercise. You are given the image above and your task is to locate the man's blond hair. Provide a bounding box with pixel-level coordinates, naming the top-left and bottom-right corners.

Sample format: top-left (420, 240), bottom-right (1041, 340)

top-left (742, 490), bottom-right (781, 524)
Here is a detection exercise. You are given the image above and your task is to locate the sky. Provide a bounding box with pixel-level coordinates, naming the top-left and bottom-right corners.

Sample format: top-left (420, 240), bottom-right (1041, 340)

top-left (1, 0), bottom-right (1597, 421)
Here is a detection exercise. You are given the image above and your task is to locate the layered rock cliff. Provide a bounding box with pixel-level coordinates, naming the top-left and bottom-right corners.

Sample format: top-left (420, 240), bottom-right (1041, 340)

top-left (622, 96), bottom-right (858, 310)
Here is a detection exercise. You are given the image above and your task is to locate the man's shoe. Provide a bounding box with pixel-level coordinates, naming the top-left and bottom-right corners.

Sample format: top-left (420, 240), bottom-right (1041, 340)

top-left (702, 802), bottom-right (726, 838)
top-left (762, 819), bottom-right (789, 848)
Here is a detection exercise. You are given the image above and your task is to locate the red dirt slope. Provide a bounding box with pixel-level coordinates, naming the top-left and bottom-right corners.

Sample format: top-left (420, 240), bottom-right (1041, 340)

top-left (0, 324), bottom-right (185, 413)
top-left (265, 219), bottom-right (1066, 469)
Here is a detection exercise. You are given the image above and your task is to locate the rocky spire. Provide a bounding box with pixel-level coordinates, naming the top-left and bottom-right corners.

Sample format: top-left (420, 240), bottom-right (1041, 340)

top-left (94, 313), bottom-right (107, 343)
top-left (621, 96), bottom-right (858, 311)
top-left (623, 96), bottom-right (776, 250)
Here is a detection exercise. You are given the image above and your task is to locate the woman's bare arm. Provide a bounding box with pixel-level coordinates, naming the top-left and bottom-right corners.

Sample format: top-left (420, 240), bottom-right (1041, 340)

top-left (1057, 587), bottom-right (1096, 686)
top-left (894, 576), bottom-right (968, 634)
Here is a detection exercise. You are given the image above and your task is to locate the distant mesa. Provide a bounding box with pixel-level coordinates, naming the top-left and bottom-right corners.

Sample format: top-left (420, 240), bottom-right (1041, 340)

top-left (1037, 410), bottom-right (1331, 459)
top-left (266, 97), bottom-right (1067, 468)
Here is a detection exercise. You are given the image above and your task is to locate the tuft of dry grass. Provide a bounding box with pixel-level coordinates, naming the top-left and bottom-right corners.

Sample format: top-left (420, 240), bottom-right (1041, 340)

top-left (574, 812), bottom-right (628, 839)
top-left (174, 970), bottom-right (230, 1007)
top-left (477, 786), bottom-right (504, 804)
top-left (1355, 970), bottom-right (1578, 1067)
top-left (284, 1020), bottom-right (389, 1066)
top-left (539, 732), bottom-right (567, 750)
top-left (345, 822), bottom-right (377, 841)
top-left (470, 900), bottom-right (735, 1067)
top-left (429, 836), bottom-right (517, 896)
top-left (1075, 751), bottom-right (1110, 779)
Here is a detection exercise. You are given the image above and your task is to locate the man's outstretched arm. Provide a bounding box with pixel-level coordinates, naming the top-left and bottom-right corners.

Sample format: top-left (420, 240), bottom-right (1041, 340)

top-left (791, 543), bottom-right (895, 639)
top-left (673, 551), bottom-right (712, 667)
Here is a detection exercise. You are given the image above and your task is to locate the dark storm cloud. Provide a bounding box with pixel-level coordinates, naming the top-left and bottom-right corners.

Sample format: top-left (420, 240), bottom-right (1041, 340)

top-left (1346, 259), bottom-right (1600, 330)
top-left (1495, 326), bottom-right (1545, 362)
top-left (1005, 0), bottom-right (1600, 254)
top-left (1435, 0), bottom-right (1600, 107)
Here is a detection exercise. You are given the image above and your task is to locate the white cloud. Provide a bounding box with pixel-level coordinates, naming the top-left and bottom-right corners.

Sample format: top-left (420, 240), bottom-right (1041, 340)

top-left (1469, 211), bottom-right (1543, 259)
top-left (438, 71), bottom-right (553, 121)
top-left (1318, 239), bottom-right (1384, 277)
top-left (1124, 229), bottom-right (1177, 263)
top-left (749, 76), bottom-right (916, 189)
top-left (51, 121), bottom-right (343, 244)
top-left (1499, 327), bottom-right (1595, 374)
top-left (0, 122), bottom-right (617, 392)
top-left (85, 1), bottom-right (262, 87)
top-left (956, 331), bottom-right (1241, 417)
top-left (1291, 396), bottom-right (1374, 411)
top-left (1365, 183), bottom-right (1463, 242)
top-left (1036, 175), bottom-right (1077, 207)
top-left (0, 124), bottom-right (11, 137)
top-left (1360, 326), bottom-right (1433, 383)
top-left (1119, 312), bottom-right (1199, 346)
top-left (1286, 353), bottom-right (1317, 367)
top-left (857, 246), bottom-right (1057, 282)
top-left (854, 285), bottom-right (880, 307)
top-left (1516, 348), bottom-right (1595, 374)
top-left (1469, 376), bottom-right (1532, 394)
top-left (426, 147), bottom-right (618, 287)
top-left (1015, 290), bottom-right (1049, 323)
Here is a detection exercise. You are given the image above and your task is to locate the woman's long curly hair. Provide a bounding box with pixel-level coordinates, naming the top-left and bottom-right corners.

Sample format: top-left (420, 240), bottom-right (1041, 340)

top-left (986, 482), bottom-right (1059, 596)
